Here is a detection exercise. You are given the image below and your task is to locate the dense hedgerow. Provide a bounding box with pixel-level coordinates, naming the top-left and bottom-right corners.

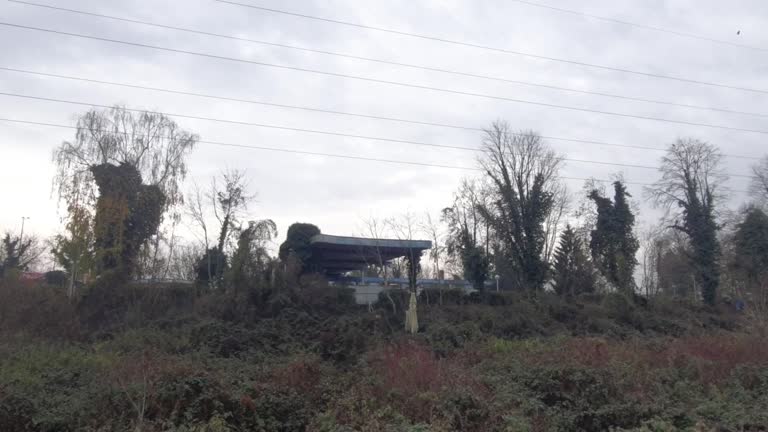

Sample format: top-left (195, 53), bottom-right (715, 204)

top-left (0, 279), bottom-right (763, 431)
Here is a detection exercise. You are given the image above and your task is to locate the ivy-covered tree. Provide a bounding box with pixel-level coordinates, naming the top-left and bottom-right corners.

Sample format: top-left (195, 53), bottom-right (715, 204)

top-left (589, 181), bottom-right (639, 295)
top-left (647, 139), bottom-right (726, 306)
top-left (227, 219), bottom-right (278, 293)
top-left (552, 225), bottom-right (596, 297)
top-left (477, 122), bottom-right (562, 292)
top-left (278, 223), bottom-right (321, 274)
top-left (53, 106), bottom-right (197, 282)
top-left (194, 247), bottom-right (227, 285)
top-left (457, 228), bottom-right (490, 290)
top-left (90, 163), bottom-right (165, 279)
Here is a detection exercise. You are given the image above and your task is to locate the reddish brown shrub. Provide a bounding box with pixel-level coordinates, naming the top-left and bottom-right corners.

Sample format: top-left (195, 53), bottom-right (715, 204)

top-left (271, 356), bottom-right (323, 396)
top-left (366, 339), bottom-right (487, 424)
top-left (515, 333), bottom-right (768, 388)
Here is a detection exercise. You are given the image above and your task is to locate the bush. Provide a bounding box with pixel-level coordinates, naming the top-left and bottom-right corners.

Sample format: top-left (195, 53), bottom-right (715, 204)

top-left (0, 273), bottom-right (761, 430)
top-left (0, 280), bottom-right (79, 339)
top-left (44, 270), bottom-right (67, 287)
top-left (418, 287), bottom-right (465, 305)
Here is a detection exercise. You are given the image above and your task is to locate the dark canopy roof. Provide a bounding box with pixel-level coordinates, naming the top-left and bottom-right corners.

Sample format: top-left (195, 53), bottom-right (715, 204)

top-left (309, 234), bottom-right (431, 276)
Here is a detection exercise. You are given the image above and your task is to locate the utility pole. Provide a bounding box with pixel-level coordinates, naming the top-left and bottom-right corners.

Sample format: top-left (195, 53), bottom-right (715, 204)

top-left (19, 216), bottom-right (30, 245)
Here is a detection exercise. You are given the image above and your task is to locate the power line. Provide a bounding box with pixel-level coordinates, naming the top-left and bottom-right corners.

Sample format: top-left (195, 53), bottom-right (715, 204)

top-left (0, 117), bottom-right (478, 171)
top-left (0, 91), bottom-right (476, 151)
top-left (3, 23), bottom-right (768, 136)
top-left (8, 0), bottom-right (767, 119)
top-left (2, 66), bottom-right (760, 160)
top-left (1, 117), bottom-right (755, 193)
top-left (509, 0), bottom-right (767, 52)
top-left (213, 0), bottom-right (768, 95)
top-left (0, 92), bottom-right (758, 180)
top-left (0, 116), bottom-right (674, 187)
top-left (0, 67), bottom-right (478, 131)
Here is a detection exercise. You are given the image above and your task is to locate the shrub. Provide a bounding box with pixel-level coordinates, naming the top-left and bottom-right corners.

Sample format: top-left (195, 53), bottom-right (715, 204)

top-left (0, 280), bottom-right (79, 339)
top-left (418, 287), bottom-right (465, 305)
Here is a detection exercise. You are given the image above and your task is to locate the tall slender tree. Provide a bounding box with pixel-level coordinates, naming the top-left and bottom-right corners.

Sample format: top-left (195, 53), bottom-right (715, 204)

top-left (646, 138), bottom-right (726, 306)
top-left (589, 181), bottom-right (639, 295)
top-left (477, 121), bottom-right (562, 292)
top-left (552, 225), bottom-right (595, 296)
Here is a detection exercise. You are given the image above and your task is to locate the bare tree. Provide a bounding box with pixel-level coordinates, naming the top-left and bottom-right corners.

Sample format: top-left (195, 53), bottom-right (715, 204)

top-left (751, 155), bottom-right (768, 205)
top-left (477, 121), bottom-right (564, 292)
top-left (166, 242), bottom-right (203, 281)
top-left (646, 138), bottom-right (728, 305)
top-left (387, 212), bottom-right (424, 291)
top-left (420, 212), bottom-right (445, 281)
top-left (53, 106), bottom-right (197, 210)
top-left (186, 181), bottom-right (212, 284)
top-left (443, 177), bottom-right (494, 261)
top-left (639, 224), bottom-right (664, 297)
top-left (359, 215), bottom-right (390, 281)
top-left (211, 169), bottom-right (256, 255)
top-left (543, 182), bottom-right (570, 264)
top-left (186, 170), bottom-right (257, 288)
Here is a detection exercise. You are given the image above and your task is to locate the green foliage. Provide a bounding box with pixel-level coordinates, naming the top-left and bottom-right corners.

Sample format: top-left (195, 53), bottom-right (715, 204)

top-left (480, 174), bottom-right (554, 291)
top-left (552, 225), bottom-right (596, 297)
top-left (732, 206), bottom-right (768, 285)
top-left (683, 193), bottom-right (720, 306)
top-left (50, 202), bottom-right (94, 290)
top-left (589, 181), bottom-right (639, 295)
top-left (226, 220), bottom-right (277, 293)
top-left (648, 139), bottom-right (724, 306)
top-left (0, 233), bottom-right (36, 275)
top-left (195, 247), bottom-right (228, 286)
top-left (278, 223), bottom-right (321, 273)
top-left (0, 280), bottom-right (79, 338)
top-left (0, 276), bottom-right (763, 431)
top-left (90, 162), bottom-right (165, 281)
top-left (43, 271), bottom-right (67, 287)
top-left (459, 229), bottom-right (490, 291)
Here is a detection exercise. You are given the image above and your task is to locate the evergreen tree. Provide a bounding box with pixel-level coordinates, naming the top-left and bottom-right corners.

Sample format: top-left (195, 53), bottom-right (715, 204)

top-left (552, 225), bottom-right (595, 296)
top-left (733, 207), bottom-right (768, 286)
top-left (458, 227), bottom-right (490, 290)
top-left (589, 181), bottom-right (639, 294)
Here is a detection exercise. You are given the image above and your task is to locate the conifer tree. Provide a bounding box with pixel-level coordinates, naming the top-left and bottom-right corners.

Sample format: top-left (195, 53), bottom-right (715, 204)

top-left (553, 225), bottom-right (595, 296)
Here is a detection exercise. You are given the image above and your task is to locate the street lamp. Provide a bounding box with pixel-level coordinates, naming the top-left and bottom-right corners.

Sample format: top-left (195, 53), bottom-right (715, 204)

top-left (494, 274), bottom-right (500, 292)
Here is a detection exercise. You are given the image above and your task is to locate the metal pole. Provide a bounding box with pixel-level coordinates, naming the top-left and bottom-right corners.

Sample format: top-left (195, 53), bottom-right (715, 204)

top-left (19, 216), bottom-right (29, 245)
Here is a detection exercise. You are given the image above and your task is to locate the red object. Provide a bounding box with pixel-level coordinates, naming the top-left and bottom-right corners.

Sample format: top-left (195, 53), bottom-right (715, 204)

top-left (20, 272), bottom-right (45, 281)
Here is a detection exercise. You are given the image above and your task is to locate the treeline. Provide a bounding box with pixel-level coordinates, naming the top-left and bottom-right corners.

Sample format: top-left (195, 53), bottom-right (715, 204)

top-left (441, 121), bottom-right (768, 315)
top-left (2, 108), bottom-right (768, 318)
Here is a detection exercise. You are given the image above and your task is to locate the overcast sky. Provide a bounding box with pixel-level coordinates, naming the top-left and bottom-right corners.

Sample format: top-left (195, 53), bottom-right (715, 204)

top-left (1, 0), bottom-right (767, 247)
